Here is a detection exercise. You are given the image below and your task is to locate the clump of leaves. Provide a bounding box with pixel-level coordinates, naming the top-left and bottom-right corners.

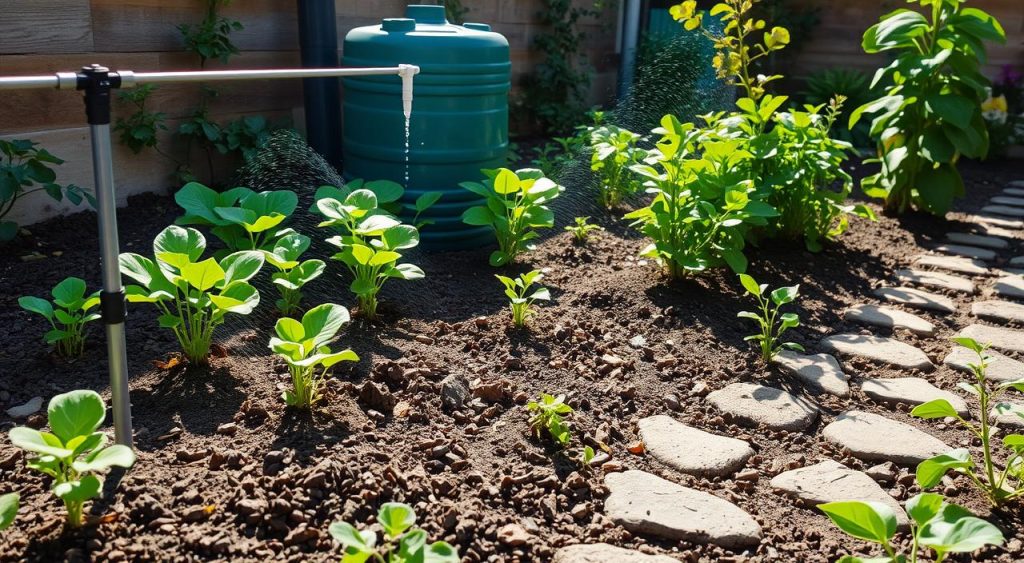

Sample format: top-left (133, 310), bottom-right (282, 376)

top-left (527, 393), bottom-right (574, 446)
top-left (8, 390), bottom-right (136, 528)
top-left (174, 182), bottom-right (298, 254)
top-left (119, 225), bottom-right (264, 364)
top-left (820, 491), bottom-right (1003, 563)
top-left (461, 168), bottom-right (565, 267)
top-left (114, 84), bottom-right (168, 155)
top-left (737, 274), bottom-right (802, 363)
top-left (912, 337), bottom-right (1024, 507)
top-left (270, 303), bottom-right (359, 409)
top-left (565, 216), bottom-right (603, 243)
top-left (18, 277), bottom-right (101, 359)
top-left (264, 232), bottom-right (326, 316)
top-left (0, 493), bottom-right (18, 532)
top-left (316, 182), bottom-right (424, 320)
top-left (328, 502), bottom-right (459, 563)
top-left (0, 139), bottom-right (92, 241)
top-left (852, 0), bottom-right (1006, 215)
top-left (496, 270), bottom-right (550, 328)
top-left (589, 124), bottom-right (646, 209)
top-left (178, 0), bottom-right (243, 67)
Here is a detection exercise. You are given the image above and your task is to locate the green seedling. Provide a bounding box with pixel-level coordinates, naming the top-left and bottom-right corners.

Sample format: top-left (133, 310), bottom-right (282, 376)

top-left (495, 270), bottom-right (550, 328)
top-left (270, 303), bottom-right (359, 408)
top-left (19, 277), bottom-right (101, 359)
top-left (8, 390), bottom-right (136, 528)
top-left (527, 393), bottom-right (573, 447)
top-left (461, 168), bottom-right (565, 267)
top-left (328, 502), bottom-right (459, 563)
top-left (264, 232), bottom-right (326, 316)
top-left (589, 124), bottom-right (645, 209)
top-left (565, 216), bottom-right (604, 243)
top-left (0, 493), bottom-right (18, 532)
top-left (120, 225), bottom-right (264, 364)
top-left (737, 274), bottom-right (803, 362)
top-left (912, 337), bottom-right (1024, 507)
top-left (174, 182), bottom-right (298, 254)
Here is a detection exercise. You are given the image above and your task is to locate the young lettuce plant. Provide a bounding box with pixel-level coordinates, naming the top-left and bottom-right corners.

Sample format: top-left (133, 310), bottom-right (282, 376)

top-left (8, 390), bottom-right (136, 528)
top-left (328, 502), bottom-right (459, 563)
top-left (174, 182), bottom-right (298, 253)
top-left (461, 168), bottom-right (565, 267)
top-left (0, 493), bottom-right (17, 532)
top-left (589, 124), bottom-right (646, 209)
top-left (565, 216), bottom-right (604, 243)
top-left (820, 492), bottom-right (1003, 563)
top-left (317, 187), bottom-right (424, 320)
top-left (911, 337), bottom-right (1024, 507)
top-left (737, 274), bottom-right (803, 363)
top-left (496, 270), bottom-right (550, 328)
top-left (526, 393), bottom-right (595, 467)
top-left (264, 232), bottom-right (325, 316)
top-left (269, 303), bottom-right (359, 408)
top-left (119, 225), bottom-right (264, 364)
top-left (18, 277), bottom-right (101, 359)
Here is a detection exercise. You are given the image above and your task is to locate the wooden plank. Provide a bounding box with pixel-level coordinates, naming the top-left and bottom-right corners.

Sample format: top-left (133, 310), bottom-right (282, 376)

top-left (0, 0), bottom-right (93, 54)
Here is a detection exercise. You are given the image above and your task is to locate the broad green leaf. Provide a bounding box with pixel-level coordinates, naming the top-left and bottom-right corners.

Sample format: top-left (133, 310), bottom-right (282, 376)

top-left (48, 390), bottom-right (105, 445)
top-left (414, 191), bottom-right (443, 211)
top-left (770, 285), bottom-right (799, 305)
top-left (302, 303), bottom-right (350, 349)
top-left (0, 492), bottom-right (17, 531)
top-left (72, 444), bottom-right (136, 472)
top-left (905, 493), bottom-right (944, 527)
top-left (364, 180), bottom-right (404, 204)
top-left (738, 274), bottom-right (761, 297)
top-left (351, 244), bottom-right (375, 265)
top-left (8, 427), bottom-right (73, 458)
top-left (54, 474), bottom-right (103, 503)
top-left (51, 277), bottom-right (87, 307)
top-left (174, 182), bottom-right (226, 225)
top-left (819, 501), bottom-right (897, 544)
top-left (210, 282), bottom-right (260, 314)
top-left (154, 225), bottom-right (205, 263)
top-left (918, 509), bottom-right (1004, 554)
top-left (181, 258), bottom-right (226, 292)
top-left (274, 317), bottom-right (305, 343)
top-left (462, 206), bottom-right (495, 226)
top-left (911, 399), bottom-right (960, 420)
top-left (916, 449), bottom-right (973, 489)
top-left (493, 168), bottom-right (521, 195)
top-left (382, 225), bottom-right (419, 250)
top-left (379, 502), bottom-right (416, 539)
top-left (221, 251), bottom-right (264, 285)
top-left (329, 521), bottom-right (375, 552)
top-left (18, 296), bottom-right (54, 320)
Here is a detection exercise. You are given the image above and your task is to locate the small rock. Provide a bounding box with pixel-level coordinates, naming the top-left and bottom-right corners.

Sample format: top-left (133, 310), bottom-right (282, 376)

top-left (497, 523), bottom-right (531, 547)
top-left (440, 374), bottom-right (471, 411)
top-left (215, 422), bottom-right (238, 436)
top-left (5, 396), bottom-right (43, 419)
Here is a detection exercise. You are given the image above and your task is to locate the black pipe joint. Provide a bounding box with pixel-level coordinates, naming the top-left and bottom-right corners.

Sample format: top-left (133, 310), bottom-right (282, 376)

top-left (100, 290), bottom-right (127, 325)
top-left (76, 64), bottom-right (122, 126)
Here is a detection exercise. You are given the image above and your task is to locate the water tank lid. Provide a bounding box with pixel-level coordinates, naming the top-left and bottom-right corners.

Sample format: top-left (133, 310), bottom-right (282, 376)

top-left (381, 18), bottom-right (416, 33)
top-left (406, 5), bottom-right (447, 25)
top-left (463, 23), bottom-right (491, 31)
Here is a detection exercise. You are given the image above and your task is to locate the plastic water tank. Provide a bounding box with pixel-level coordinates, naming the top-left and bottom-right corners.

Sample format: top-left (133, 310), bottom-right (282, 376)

top-left (342, 4), bottom-right (511, 250)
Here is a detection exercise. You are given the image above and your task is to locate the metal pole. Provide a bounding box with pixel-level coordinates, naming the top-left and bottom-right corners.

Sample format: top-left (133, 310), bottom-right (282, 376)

top-left (298, 0), bottom-right (342, 167)
top-left (618, 0), bottom-right (642, 97)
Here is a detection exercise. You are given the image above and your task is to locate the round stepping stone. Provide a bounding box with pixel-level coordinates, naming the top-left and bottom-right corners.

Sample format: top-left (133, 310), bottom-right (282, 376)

top-left (773, 350), bottom-right (850, 397)
top-left (553, 544), bottom-right (679, 563)
top-left (957, 324), bottom-right (1024, 354)
top-left (913, 254), bottom-right (990, 276)
top-left (992, 403), bottom-right (1024, 429)
top-left (604, 470), bottom-right (762, 549)
top-left (861, 377), bottom-right (969, 416)
top-left (946, 232), bottom-right (1010, 250)
top-left (993, 275), bottom-right (1024, 300)
top-left (821, 334), bottom-right (933, 370)
top-left (967, 214), bottom-right (1024, 229)
top-left (933, 244), bottom-right (997, 261)
top-left (896, 269), bottom-right (975, 294)
top-left (873, 287), bottom-right (956, 314)
top-left (770, 460), bottom-right (909, 528)
top-left (822, 411), bottom-right (951, 465)
top-left (844, 304), bottom-right (935, 336)
top-left (982, 205), bottom-right (1024, 218)
top-left (638, 415), bottom-right (753, 477)
top-left (991, 195), bottom-right (1024, 207)
top-left (972, 300), bottom-right (1024, 325)
top-left (707, 383), bottom-right (818, 431)
top-left (944, 346), bottom-right (1024, 383)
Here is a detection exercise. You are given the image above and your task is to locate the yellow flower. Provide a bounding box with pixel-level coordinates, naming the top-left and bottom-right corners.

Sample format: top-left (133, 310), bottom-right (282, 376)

top-left (765, 26), bottom-right (790, 50)
top-left (982, 95), bottom-right (1008, 113)
top-left (669, 1), bottom-right (698, 21)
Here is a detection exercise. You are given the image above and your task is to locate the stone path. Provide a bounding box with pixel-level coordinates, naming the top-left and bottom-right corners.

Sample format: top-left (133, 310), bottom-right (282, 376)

top-left (895, 268), bottom-right (975, 294)
top-left (707, 383), bottom-right (819, 431)
top-left (844, 304), bottom-right (935, 336)
top-left (874, 287), bottom-right (957, 313)
top-left (933, 243), bottom-right (997, 261)
top-left (967, 214), bottom-right (1024, 229)
top-left (944, 346), bottom-right (1024, 382)
top-left (913, 254), bottom-right (990, 275)
top-left (553, 544), bottom-right (680, 563)
top-left (822, 411), bottom-right (950, 464)
top-left (972, 300), bottom-right (1024, 324)
top-left (990, 195), bottom-right (1024, 207)
top-left (821, 333), bottom-right (933, 370)
top-left (983, 204), bottom-right (1024, 218)
top-left (772, 351), bottom-right (850, 397)
top-left (861, 377), bottom-right (969, 416)
top-left (770, 460), bottom-right (909, 527)
top-left (957, 324), bottom-right (1024, 353)
top-left (993, 275), bottom-right (1024, 300)
top-left (638, 415), bottom-right (753, 477)
top-left (946, 232), bottom-right (1009, 249)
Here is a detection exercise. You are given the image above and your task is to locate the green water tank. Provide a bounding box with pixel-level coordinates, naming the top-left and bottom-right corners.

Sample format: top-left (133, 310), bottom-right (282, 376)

top-left (342, 4), bottom-right (511, 250)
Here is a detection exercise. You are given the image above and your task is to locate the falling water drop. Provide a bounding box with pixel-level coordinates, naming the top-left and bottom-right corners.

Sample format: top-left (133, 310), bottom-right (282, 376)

top-left (404, 116), bottom-right (411, 188)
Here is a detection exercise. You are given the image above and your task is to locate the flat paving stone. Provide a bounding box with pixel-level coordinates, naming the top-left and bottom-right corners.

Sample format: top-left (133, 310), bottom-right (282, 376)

top-left (821, 334), bottom-right (933, 370)
top-left (861, 377), bottom-right (969, 416)
top-left (770, 460), bottom-right (909, 528)
top-left (946, 232), bottom-right (1010, 250)
top-left (944, 346), bottom-right (1024, 383)
top-left (1005, 186), bottom-right (1024, 195)
top-left (973, 300), bottom-right (1024, 324)
top-left (605, 470), bottom-right (762, 549)
top-left (957, 324), bottom-right (1024, 354)
top-left (896, 269), bottom-right (975, 294)
top-left (822, 411), bottom-right (950, 465)
top-left (977, 225), bottom-right (1024, 241)
top-left (913, 254), bottom-right (990, 276)
top-left (1012, 257), bottom-right (1024, 267)
top-left (773, 351), bottom-right (851, 397)
top-left (933, 244), bottom-right (997, 261)
top-left (553, 544), bottom-right (679, 563)
top-left (638, 415), bottom-right (753, 477)
top-left (983, 205), bottom-right (1024, 218)
top-left (991, 195), bottom-right (1024, 207)
top-left (992, 404), bottom-right (1024, 429)
top-left (873, 287), bottom-right (956, 314)
top-left (707, 383), bottom-right (819, 431)
top-left (993, 275), bottom-right (1024, 300)
top-left (967, 214), bottom-right (1024, 229)
top-left (844, 304), bottom-right (936, 336)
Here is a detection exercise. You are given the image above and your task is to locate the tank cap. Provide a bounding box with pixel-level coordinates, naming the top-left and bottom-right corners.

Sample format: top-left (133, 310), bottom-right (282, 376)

top-left (463, 22), bottom-right (491, 32)
top-left (406, 4), bottom-right (448, 25)
top-left (382, 18), bottom-right (416, 32)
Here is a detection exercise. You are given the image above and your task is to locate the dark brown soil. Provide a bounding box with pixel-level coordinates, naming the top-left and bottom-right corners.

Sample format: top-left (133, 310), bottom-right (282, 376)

top-left (1, 158), bottom-right (1023, 563)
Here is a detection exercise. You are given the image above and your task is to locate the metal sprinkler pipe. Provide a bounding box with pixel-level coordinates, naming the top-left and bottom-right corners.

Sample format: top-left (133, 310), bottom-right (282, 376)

top-left (0, 63), bottom-right (421, 447)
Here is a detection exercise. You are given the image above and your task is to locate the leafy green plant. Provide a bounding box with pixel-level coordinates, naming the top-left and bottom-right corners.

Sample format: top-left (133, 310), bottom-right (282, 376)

top-left (527, 393), bottom-right (573, 446)
top-left (0, 493), bottom-right (18, 532)
top-left (174, 182), bottom-right (298, 254)
top-left (801, 69), bottom-right (882, 148)
top-left (119, 225), bottom-right (264, 364)
top-left (737, 274), bottom-right (802, 362)
top-left (589, 124), bottom-right (646, 208)
top-left (912, 337), bottom-right (1024, 507)
top-left (264, 232), bottom-right (326, 316)
top-left (316, 183), bottom-right (424, 320)
top-left (565, 216), bottom-right (603, 243)
top-left (8, 390), bottom-right (136, 528)
top-left (270, 303), bottom-right (359, 408)
top-left (496, 270), bottom-right (550, 328)
top-left (114, 84), bottom-right (169, 156)
top-left (851, 0), bottom-right (1006, 215)
top-left (461, 168), bottom-right (565, 267)
top-left (178, 0), bottom-right (242, 67)
top-left (0, 139), bottom-right (92, 241)
top-left (216, 115), bottom-right (274, 163)
top-left (820, 492), bottom-right (1003, 563)
top-left (18, 277), bottom-right (101, 359)
top-left (328, 502), bottom-right (459, 563)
